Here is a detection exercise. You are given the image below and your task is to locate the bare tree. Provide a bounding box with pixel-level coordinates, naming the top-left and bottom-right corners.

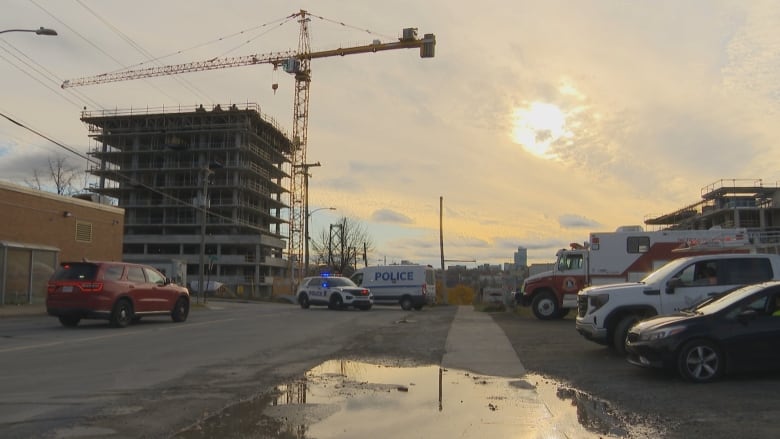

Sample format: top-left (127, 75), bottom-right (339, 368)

top-left (310, 216), bottom-right (375, 276)
top-left (25, 155), bottom-right (81, 195)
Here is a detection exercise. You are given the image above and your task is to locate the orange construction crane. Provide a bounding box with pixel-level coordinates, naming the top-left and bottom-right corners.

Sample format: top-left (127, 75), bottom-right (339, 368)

top-left (62, 10), bottom-right (435, 283)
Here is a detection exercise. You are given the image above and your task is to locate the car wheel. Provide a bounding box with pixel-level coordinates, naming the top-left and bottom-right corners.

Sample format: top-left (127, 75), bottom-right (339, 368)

top-left (329, 295), bottom-right (344, 310)
top-left (611, 314), bottom-right (639, 355)
top-left (110, 299), bottom-right (133, 328)
top-left (58, 315), bottom-right (80, 327)
top-left (400, 297), bottom-right (413, 311)
top-left (677, 339), bottom-right (724, 383)
top-left (531, 292), bottom-right (559, 320)
top-left (171, 297), bottom-right (189, 322)
top-left (299, 294), bottom-right (310, 309)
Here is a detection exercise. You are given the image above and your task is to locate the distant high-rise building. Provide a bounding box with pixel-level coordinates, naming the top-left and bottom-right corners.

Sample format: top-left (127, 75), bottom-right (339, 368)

top-left (514, 246), bottom-right (528, 268)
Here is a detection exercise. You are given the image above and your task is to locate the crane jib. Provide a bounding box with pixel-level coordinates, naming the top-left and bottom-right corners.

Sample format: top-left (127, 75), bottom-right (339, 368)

top-left (61, 34), bottom-right (434, 89)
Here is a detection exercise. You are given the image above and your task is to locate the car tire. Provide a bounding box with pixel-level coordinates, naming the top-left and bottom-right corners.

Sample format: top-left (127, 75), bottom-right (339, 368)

top-left (329, 295), bottom-right (344, 310)
top-left (299, 294), bottom-right (310, 309)
top-left (400, 297), bottom-right (413, 311)
top-left (611, 314), bottom-right (640, 355)
top-left (677, 339), bottom-right (724, 383)
top-left (110, 299), bottom-right (133, 328)
top-left (531, 292), bottom-right (559, 320)
top-left (58, 315), bottom-right (80, 327)
top-left (171, 297), bottom-right (189, 322)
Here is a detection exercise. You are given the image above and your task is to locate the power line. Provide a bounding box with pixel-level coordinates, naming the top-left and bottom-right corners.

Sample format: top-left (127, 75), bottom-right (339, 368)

top-left (74, 0), bottom-right (214, 103)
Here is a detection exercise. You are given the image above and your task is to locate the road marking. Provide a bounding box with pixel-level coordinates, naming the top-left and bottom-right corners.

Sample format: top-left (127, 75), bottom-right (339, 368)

top-left (0, 318), bottom-right (236, 354)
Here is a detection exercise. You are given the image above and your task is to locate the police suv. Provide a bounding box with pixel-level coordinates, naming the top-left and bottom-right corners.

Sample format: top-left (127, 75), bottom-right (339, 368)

top-left (296, 275), bottom-right (373, 310)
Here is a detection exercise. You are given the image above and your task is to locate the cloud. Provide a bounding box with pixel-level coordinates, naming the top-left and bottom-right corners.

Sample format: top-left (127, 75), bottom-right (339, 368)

top-left (371, 208), bottom-right (413, 224)
top-left (558, 214), bottom-right (601, 229)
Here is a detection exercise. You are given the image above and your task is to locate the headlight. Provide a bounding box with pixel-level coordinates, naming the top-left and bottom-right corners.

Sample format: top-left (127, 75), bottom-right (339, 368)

top-left (638, 325), bottom-right (686, 341)
top-left (588, 293), bottom-right (610, 312)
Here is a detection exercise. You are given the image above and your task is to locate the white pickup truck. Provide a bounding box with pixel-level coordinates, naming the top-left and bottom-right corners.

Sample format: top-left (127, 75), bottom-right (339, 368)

top-left (575, 253), bottom-right (780, 354)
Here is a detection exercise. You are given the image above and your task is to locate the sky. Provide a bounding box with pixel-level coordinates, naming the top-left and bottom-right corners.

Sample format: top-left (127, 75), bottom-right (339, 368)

top-left (3, 0), bottom-right (780, 269)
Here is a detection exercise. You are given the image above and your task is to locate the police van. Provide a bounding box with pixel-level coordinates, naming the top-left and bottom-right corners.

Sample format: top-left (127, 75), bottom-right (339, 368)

top-left (350, 265), bottom-right (437, 310)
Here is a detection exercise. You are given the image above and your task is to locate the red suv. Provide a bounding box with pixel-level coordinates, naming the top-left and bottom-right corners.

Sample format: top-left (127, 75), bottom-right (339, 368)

top-left (46, 261), bottom-right (190, 328)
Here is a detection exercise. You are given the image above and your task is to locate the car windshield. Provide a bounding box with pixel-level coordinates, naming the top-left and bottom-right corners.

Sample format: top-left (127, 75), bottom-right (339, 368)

top-left (639, 258), bottom-right (694, 284)
top-left (694, 283), bottom-right (769, 314)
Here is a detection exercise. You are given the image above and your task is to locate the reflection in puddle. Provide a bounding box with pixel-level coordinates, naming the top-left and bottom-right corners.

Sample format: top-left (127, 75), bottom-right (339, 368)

top-left (175, 360), bottom-right (661, 439)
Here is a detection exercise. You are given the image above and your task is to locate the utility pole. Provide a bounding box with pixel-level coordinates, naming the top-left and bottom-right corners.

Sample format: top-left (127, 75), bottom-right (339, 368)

top-left (440, 196), bottom-right (447, 304)
top-left (294, 161), bottom-right (321, 278)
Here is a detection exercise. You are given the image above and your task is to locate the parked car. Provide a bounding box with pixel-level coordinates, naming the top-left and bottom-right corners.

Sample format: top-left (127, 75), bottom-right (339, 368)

top-left (577, 253), bottom-right (780, 354)
top-left (625, 280), bottom-right (780, 383)
top-left (46, 261), bottom-right (191, 328)
top-left (296, 275), bottom-right (373, 310)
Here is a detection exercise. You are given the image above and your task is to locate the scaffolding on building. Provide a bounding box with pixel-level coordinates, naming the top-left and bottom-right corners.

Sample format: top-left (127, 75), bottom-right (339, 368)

top-left (82, 103), bottom-right (292, 297)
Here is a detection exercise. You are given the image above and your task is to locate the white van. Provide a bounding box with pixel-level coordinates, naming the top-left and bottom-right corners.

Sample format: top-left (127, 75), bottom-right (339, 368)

top-left (350, 265), bottom-right (437, 310)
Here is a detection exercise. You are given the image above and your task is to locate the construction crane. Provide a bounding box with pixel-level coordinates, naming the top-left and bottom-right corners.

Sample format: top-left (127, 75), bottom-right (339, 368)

top-left (62, 10), bottom-right (436, 283)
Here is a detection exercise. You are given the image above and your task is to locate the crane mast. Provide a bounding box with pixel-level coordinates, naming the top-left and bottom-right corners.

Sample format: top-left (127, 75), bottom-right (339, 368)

top-left (289, 11), bottom-right (312, 283)
top-left (62, 10), bottom-right (436, 284)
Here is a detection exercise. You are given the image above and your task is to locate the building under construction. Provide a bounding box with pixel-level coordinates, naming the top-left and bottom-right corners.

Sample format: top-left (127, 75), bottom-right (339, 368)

top-left (645, 178), bottom-right (780, 251)
top-left (82, 103), bottom-right (292, 297)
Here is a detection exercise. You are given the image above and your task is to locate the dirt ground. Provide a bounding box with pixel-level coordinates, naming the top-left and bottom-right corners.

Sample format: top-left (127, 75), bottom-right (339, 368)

top-left (490, 308), bottom-right (780, 439)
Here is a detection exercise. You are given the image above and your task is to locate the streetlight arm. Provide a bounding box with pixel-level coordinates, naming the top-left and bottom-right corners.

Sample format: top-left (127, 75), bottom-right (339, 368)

top-left (307, 207), bottom-right (336, 218)
top-left (0, 27), bottom-right (58, 36)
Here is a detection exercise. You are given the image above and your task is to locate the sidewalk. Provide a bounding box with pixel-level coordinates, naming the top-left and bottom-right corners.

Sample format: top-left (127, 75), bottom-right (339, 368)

top-left (442, 305), bottom-right (526, 377)
top-left (0, 303), bottom-right (46, 317)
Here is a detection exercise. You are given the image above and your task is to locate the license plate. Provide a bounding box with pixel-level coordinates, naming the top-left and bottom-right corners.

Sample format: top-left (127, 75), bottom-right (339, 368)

top-left (61, 285), bottom-right (73, 293)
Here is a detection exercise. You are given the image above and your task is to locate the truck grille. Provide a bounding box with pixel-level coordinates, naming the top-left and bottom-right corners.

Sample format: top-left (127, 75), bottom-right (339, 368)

top-left (577, 296), bottom-right (588, 317)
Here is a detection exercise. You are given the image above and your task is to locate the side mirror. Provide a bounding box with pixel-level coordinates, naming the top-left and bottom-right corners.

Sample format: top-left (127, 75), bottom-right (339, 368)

top-left (666, 277), bottom-right (682, 294)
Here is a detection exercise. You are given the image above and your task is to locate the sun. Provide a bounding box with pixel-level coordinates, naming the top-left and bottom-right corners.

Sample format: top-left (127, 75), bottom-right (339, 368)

top-left (511, 102), bottom-right (567, 158)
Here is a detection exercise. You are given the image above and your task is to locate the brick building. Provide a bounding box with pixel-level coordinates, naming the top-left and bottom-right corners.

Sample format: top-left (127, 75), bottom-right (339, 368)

top-left (0, 180), bottom-right (124, 305)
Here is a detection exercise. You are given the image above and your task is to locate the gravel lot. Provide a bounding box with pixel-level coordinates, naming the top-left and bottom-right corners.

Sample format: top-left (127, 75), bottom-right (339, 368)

top-left (490, 308), bottom-right (780, 439)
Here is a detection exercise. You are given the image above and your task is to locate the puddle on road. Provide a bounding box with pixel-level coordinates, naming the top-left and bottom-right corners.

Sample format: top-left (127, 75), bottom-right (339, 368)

top-left (175, 360), bottom-right (661, 439)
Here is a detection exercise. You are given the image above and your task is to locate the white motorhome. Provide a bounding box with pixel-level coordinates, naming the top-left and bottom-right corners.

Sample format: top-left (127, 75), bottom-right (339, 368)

top-left (576, 253), bottom-right (780, 354)
top-left (351, 265), bottom-right (436, 310)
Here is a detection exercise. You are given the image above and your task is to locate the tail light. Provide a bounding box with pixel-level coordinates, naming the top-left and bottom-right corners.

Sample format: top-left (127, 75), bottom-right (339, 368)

top-left (361, 288), bottom-right (370, 296)
top-left (80, 282), bottom-right (104, 292)
top-left (48, 281), bottom-right (104, 293)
